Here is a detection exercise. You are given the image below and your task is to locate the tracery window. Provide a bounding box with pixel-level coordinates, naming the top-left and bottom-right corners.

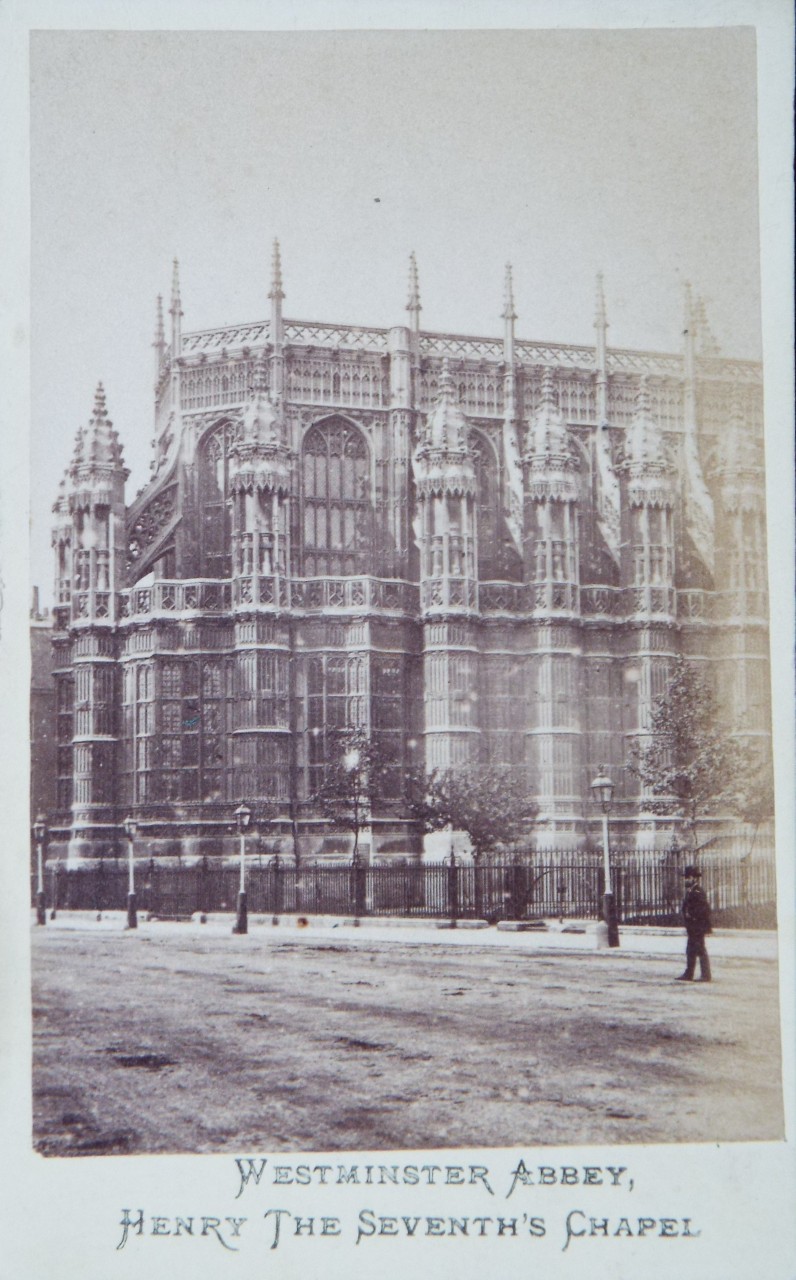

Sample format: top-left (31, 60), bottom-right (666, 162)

top-left (302, 419), bottom-right (371, 576)
top-left (471, 432), bottom-right (500, 580)
top-left (199, 427), bottom-right (232, 577)
top-left (304, 652), bottom-right (368, 796)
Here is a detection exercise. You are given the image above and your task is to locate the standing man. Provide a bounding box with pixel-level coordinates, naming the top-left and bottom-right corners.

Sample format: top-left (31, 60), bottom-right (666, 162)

top-left (676, 866), bottom-right (712, 982)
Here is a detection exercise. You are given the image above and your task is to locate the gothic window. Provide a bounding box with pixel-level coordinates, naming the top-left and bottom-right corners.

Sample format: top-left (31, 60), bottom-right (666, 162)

top-left (148, 658), bottom-right (229, 804)
top-left (304, 651), bottom-right (368, 795)
top-left (55, 675), bottom-right (74, 813)
top-left (471, 431), bottom-right (500, 580)
top-left (199, 427), bottom-right (232, 578)
top-left (302, 419), bottom-right (371, 576)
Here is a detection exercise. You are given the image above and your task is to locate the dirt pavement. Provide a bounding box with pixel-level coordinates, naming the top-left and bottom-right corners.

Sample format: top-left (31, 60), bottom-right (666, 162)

top-left (31, 921), bottom-right (783, 1156)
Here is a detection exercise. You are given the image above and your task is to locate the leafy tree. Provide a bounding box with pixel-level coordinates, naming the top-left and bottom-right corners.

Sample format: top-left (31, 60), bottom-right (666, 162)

top-left (627, 653), bottom-right (753, 856)
top-left (405, 763), bottom-right (538, 861)
top-left (310, 727), bottom-right (391, 860)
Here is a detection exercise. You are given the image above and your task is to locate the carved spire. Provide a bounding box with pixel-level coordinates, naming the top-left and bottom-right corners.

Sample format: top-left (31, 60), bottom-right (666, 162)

top-left (153, 294), bottom-right (166, 378)
top-left (527, 368), bottom-right (572, 460)
top-left (695, 295), bottom-right (720, 357)
top-left (229, 347), bottom-right (290, 500)
top-left (626, 375), bottom-right (667, 471)
top-left (502, 263), bottom-right (517, 322)
top-left (268, 237), bottom-right (285, 400)
top-left (154, 294), bottom-right (165, 345)
top-left (251, 346), bottom-right (268, 394)
top-left (682, 279), bottom-right (696, 382)
top-left (716, 385), bottom-right (758, 482)
top-left (406, 251), bottom-right (421, 333)
top-left (170, 258), bottom-right (182, 316)
top-left (241, 349), bottom-right (279, 443)
top-left (424, 358), bottom-right (469, 452)
top-left (87, 382), bottom-right (125, 468)
top-left (66, 382), bottom-right (127, 512)
top-left (92, 380), bottom-right (108, 420)
top-left (594, 271), bottom-right (609, 423)
top-left (594, 271), bottom-right (608, 331)
top-left (269, 237), bottom-right (285, 302)
top-left (502, 262), bottom-right (516, 366)
top-left (170, 258), bottom-right (183, 354)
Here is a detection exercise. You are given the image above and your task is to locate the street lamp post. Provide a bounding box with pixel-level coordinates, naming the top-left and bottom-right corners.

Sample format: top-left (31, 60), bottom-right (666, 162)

top-left (590, 768), bottom-right (620, 948)
top-left (123, 817), bottom-right (138, 929)
top-left (233, 803), bottom-right (252, 935)
top-left (33, 815), bottom-right (48, 926)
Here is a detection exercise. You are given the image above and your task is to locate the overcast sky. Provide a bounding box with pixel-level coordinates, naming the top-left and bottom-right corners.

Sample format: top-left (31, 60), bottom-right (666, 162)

top-left (30, 26), bottom-right (761, 600)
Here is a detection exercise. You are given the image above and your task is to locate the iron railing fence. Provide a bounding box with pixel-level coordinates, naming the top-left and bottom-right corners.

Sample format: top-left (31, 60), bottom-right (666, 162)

top-left (35, 848), bottom-right (777, 929)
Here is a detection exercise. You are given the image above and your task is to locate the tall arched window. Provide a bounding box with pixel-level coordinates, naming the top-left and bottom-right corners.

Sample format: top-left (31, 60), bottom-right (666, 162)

top-left (471, 431), bottom-right (500, 580)
top-left (302, 418), bottom-right (371, 575)
top-left (199, 426), bottom-right (232, 577)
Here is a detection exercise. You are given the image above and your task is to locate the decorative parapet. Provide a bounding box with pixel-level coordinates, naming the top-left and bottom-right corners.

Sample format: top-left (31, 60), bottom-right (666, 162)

top-left (713, 588), bottom-right (769, 623)
top-left (580, 585), bottom-right (624, 617)
top-left (421, 577), bottom-right (478, 614)
top-left (176, 315), bottom-right (762, 381)
top-left (517, 339), bottom-right (598, 369)
top-left (695, 356), bottom-right (763, 384)
top-left (70, 589), bottom-right (115, 625)
top-left (420, 333), bottom-right (504, 361)
top-left (676, 589), bottom-right (711, 621)
top-left (119, 579), bottom-right (232, 620)
top-left (291, 576), bottom-right (419, 614)
top-left (676, 588), bottom-right (767, 624)
top-left (283, 321), bottom-right (388, 353)
top-left (623, 585), bottom-right (676, 619)
top-left (607, 348), bottom-right (684, 377)
top-left (234, 575), bottom-right (290, 610)
top-left (181, 321), bottom-right (269, 356)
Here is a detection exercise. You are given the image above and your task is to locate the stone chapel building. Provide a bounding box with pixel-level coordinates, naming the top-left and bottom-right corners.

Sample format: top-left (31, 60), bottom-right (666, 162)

top-left (47, 246), bottom-right (770, 862)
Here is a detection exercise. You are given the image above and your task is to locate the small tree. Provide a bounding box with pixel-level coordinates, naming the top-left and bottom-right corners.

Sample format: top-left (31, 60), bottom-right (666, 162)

top-left (731, 759), bottom-right (775, 859)
top-left (310, 727), bottom-right (390, 860)
top-left (406, 763), bottom-right (538, 861)
top-left (628, 654), bottom-right (750, 857)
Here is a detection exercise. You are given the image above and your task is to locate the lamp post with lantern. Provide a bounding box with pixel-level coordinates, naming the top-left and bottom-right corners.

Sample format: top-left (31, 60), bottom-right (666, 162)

top-left (123, 817), bottom-right (138, 929)
top-left (233, 802), bottom-right (252, 935)
top-left (32, 815), bottom-right (48, 926)
top-left (590, 768), bottom-right (620, 948)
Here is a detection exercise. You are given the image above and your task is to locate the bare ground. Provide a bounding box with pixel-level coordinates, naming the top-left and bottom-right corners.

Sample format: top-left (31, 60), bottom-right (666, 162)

top-left (31, 925), bottom-right (783, 1156)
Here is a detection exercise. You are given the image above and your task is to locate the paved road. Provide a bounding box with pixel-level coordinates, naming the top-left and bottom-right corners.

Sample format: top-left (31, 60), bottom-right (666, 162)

top-left (31, 919), bottom-right (783, 1156)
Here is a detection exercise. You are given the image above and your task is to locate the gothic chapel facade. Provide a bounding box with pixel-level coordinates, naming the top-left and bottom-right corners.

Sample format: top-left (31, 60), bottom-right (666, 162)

top-left (48, 246), bottom-right (771, 862)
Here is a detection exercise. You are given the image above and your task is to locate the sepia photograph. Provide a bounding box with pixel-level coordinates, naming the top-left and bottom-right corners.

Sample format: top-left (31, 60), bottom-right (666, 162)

top-left (2, 7), bottom-right (793, 1277)
top-left (25, 24), bottom-right (785, 1159)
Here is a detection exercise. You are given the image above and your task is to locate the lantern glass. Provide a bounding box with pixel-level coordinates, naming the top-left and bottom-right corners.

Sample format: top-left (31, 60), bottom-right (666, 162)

top-left (590, 772), bottom-right (615, 809)
top-left (33, 815), bottom-right (47, 842)
top-left (235, 803), bottom-right (252, 832)
top-left (124, 817), bottom-right (137, 839)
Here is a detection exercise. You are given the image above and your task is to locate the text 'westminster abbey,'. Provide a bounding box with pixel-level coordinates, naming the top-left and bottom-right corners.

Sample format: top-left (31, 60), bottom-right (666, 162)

top-left (48, 246), bottom-right (771, 862)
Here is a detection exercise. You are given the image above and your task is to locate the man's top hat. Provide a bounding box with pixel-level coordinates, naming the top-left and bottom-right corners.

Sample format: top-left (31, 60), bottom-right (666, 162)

top-left (683, 865), bottom-right (702, 878)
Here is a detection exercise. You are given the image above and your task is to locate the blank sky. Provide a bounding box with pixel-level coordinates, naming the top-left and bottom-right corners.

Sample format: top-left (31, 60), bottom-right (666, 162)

top-left (30, 27), bottom-right (761, 598)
